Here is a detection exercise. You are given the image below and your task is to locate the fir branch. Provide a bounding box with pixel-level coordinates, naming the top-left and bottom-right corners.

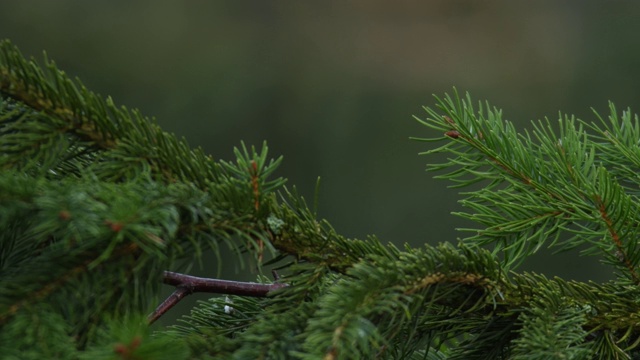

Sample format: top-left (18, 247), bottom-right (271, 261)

top-left (593, 192), bottom-right (640, 283)
top-left (6, 39), bottom-right (640, 358)
top-left (267, 187), bottom-right (397, 272)
top-left (414, 90), bottom-right (640, 281)
top-left (0, 39), bottom-right (285, 199)
top-left (0, 167), bottom-right (274, 346)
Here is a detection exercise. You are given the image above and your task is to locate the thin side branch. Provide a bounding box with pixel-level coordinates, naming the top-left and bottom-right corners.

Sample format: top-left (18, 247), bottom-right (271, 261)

top-left (148, 271), bottom-right (287, 324)
top-left (148, 287), bottom-right (191, 324)
top-left (594, 195), bottom-right (640, 284)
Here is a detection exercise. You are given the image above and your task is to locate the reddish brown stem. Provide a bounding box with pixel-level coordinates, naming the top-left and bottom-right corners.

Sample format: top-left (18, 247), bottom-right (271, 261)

top-left (594, 195), bottom-right (640, 284)
top-left (148, 271), bottom-right (287, 324)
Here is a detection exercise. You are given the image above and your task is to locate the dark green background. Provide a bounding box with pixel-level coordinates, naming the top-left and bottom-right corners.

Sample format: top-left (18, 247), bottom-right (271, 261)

top-left (3, 2), bottom-right (638, 313)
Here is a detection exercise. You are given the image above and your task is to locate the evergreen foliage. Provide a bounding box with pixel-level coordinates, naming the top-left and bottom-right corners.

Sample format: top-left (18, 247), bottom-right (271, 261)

top-left (2, 39), bottom-right (640, 359)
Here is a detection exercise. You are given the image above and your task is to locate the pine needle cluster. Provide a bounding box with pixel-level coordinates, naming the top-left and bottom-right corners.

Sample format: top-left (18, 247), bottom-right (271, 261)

top-left (2, 39), bottom-right (640, 359)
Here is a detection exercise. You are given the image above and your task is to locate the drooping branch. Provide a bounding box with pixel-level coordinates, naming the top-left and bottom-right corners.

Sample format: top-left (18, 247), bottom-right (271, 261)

top-left (148, 271), bottom-right (287, 324)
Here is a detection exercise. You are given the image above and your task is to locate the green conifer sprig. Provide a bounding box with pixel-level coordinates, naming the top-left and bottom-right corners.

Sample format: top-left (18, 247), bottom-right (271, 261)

top-left (4, 38), bottom-right (640, 359)
top-left (414, 91), bottom-right (640, 282)
top-left (0, 40), bottom-right (285, 197)
top-left (0, 39), bottom-right (286, 353)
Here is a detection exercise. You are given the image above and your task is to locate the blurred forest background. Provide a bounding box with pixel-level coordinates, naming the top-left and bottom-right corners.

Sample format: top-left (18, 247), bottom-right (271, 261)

top-left (2, 2), bottom-right (640, 322)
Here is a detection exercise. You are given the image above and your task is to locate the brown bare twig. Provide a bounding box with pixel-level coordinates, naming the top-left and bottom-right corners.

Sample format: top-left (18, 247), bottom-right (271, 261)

top-left (148, 271), bottom-right (287, 324)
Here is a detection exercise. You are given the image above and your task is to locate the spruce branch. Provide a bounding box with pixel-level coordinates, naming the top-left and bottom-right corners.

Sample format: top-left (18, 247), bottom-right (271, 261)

top-left (414, 90), bottom-right (640, 282)
top-left (0, 39), bottom-right (285, 198)
top-left (593, 192), bottom-right (640, 283)
top-left (6, 38), bottom-right (640, 358)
